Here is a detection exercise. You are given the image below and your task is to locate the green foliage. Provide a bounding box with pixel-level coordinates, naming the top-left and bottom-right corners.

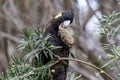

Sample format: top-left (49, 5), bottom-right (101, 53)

top-left (0, 27), bottom-right (63, 80)
top-left (0, 53), bottom-right (54, 80)
top-left (101, 11), bottom-right (119, 27)
top-left (0, 26), bottom-right (78, 80)
top-left (18, 27), bottom-right (62, 66)
top-left (70, 52), bottom-right (76, 58)
top-left (100, 11), bottom-right (120, 38)
top-left (97, 55), bottom-right (102, 67)
top-left (67, 72), bottom-right (81, 80)
top-left (99, 11), bottom-right (120, 74)
top-left (3, 11), bottom-right (120, 80)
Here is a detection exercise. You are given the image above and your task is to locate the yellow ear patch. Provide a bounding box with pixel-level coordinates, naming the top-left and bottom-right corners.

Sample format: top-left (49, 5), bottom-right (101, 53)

top-left (54, 13), bottom-right (62, 19)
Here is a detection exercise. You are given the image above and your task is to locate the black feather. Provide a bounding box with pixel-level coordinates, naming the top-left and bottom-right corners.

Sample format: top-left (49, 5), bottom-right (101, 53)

top-left (36, 11), bottom-right (74, 80)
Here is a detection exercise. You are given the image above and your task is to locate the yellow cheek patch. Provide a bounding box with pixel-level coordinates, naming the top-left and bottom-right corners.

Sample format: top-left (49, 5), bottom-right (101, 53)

top-left (54, 13), bottom-right (62, 19)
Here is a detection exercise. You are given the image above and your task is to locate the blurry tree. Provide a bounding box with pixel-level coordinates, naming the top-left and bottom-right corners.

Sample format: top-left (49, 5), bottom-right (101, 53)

top-left (0, 0), bottom-right (120, 80)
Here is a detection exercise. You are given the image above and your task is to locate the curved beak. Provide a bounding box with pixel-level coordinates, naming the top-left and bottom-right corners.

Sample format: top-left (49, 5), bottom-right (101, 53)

top-left (60, 20), bottom-right (71, 29)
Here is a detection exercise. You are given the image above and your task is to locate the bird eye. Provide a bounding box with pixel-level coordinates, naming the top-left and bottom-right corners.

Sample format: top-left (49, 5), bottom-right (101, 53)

top-left (54, 13), bottom-right (62, 19)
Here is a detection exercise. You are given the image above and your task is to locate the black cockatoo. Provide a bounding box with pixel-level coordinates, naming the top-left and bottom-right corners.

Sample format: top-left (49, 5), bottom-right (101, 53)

top-left (36, 11), bottom-right (74, 80)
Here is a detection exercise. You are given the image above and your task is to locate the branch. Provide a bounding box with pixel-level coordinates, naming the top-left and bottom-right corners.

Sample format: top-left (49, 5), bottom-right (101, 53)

top-left (50, 56), bottom-right (114, 80)
top-left (0, 31), bottom-right (20, 43)
top-left (2, 0), bottom-right (24, 31)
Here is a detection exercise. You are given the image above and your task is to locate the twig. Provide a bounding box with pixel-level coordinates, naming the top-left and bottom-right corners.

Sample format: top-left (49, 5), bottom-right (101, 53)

top-left (111, 24), bottom-right (120, 41)
top-left (62, 57), bottom-right (115, 80)
top-left (45, 48), bottom-right (114, 80)
top-left (2, 0), bottom-right (24, 31)
top-left (0, 31), bottom-right (20, 43)
top-left (51, 57), bottom-right (115, 80)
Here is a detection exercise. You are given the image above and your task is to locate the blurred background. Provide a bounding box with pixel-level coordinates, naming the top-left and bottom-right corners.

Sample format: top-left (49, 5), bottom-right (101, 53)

top-left (0, 0), bottom-right (120, 80)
